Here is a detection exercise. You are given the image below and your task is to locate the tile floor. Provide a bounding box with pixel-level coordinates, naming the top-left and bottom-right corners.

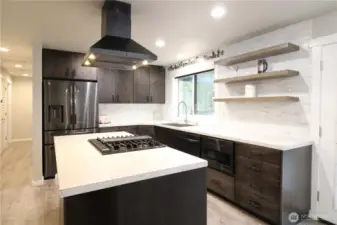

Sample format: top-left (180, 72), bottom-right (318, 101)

top-left (0, 141), bottom-right (327, 225)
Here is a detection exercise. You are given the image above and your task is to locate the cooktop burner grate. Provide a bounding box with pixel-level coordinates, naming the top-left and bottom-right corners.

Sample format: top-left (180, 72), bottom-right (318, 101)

top-left (88, 135), bottom-right (166, 155)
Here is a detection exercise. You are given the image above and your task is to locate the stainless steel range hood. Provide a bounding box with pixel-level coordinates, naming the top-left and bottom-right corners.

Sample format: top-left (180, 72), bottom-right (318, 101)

top-left (83, 0), bottom-right (157, 70)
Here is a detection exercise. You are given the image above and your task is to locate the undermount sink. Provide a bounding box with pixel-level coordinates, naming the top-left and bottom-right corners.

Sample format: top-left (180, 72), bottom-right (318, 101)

top-left (162, 123), bottom-right (195, 127)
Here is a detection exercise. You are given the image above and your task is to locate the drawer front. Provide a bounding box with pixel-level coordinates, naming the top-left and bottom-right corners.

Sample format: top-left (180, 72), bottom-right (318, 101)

top-left (236, 143), bottom-right (282, 165)
top-left (236, 156), bottom-right (281, 182)
top-left (207, 168), bottom-right (234, 201)
top-left (236, 179), bottom-right (280, 204)
top-left (236, 186), bottom-right (280, 224)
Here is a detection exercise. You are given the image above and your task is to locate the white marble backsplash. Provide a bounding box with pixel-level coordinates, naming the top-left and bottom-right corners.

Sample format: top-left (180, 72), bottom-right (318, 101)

top-left (99, 104), bottom-right (164, 124)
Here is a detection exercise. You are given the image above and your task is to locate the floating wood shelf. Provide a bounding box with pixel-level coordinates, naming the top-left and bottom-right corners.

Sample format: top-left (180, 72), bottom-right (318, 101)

top-left (213, 96), bottom-right (299, 102)
top-left (214, 70), bottom-right (299, 84)
top-left (215, 43), bottom-right (300, 66)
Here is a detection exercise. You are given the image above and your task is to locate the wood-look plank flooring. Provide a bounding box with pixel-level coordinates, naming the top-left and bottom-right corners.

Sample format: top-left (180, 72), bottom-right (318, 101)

top-left (0, 141), bottom-right (326, 225)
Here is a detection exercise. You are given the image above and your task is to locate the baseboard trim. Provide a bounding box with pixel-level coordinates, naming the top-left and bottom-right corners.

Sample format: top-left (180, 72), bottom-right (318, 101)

top-left (31, 178), bottom-right (44, 186)
top-left (12, 138), bottom-right (32, 142)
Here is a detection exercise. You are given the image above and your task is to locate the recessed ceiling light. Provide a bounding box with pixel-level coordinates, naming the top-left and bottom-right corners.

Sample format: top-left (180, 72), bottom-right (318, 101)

top-left (155, 39), bottom-right (165, 48)
top-left (142, 60), bottom-right (148, 65)
top-left (211, 6), bottom-right (227, 19)
top-left (132, 65), bottom-right (137, 70)
top-left (0, 47), bottom-right (9, 52)
top-left (88, 53), bottom-right (96, 60)
top-left (23, 74), bottom-right (29, 77)
top-left (15, 64), bottom-right (23, 68)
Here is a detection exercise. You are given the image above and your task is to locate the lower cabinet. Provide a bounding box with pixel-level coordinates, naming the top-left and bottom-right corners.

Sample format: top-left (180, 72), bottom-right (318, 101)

top-left (207, 168), bottom-right (234, 201)
top-left (137, 125), bottom-right (155, 137)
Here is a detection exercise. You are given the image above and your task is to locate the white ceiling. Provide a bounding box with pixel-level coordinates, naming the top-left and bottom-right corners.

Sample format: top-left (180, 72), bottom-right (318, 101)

top-left (2, 0), bottom-right (337, 77)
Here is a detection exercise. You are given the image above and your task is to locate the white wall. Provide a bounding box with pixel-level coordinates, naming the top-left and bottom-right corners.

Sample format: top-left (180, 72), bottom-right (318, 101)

top-left (166, 21), bottom-right (312, 138)
top-left (32, 43), bottom-right (43, 183)
top-left (12, 77), bottom-right (32, 141)
top-left (99, 104), bottom-right (163, 124)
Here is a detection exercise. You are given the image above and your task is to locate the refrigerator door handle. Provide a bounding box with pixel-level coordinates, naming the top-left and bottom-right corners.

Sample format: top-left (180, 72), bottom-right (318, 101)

top-left (74, 114), bottom-right (77, 125)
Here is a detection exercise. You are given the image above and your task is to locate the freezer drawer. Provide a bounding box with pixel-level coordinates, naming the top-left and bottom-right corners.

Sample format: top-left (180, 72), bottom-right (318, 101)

top-left (44, 145), bottom-right (57, 179)
top-left (44, 128), bottom-right (97, 145)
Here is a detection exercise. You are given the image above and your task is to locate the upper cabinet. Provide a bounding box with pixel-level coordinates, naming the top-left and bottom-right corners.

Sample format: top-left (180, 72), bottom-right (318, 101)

top-left (71, 52), bottom-right (97, 81)
top-left (42, 48), bottom-right (97, 81)
top-left (97, 69), bottom-right (134, 103)
top-left (134, 67), bottom-right (150, 103)
top-left (149, 66), bottom-right (165, 104)
top-left (98, 65), bottom-right (165, 104)
top-left (43, 49), bottom-right (73, 79)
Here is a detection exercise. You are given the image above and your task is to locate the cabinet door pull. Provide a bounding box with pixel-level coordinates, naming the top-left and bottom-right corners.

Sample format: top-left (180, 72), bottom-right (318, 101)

top-left (248, 200), bottom-right (261, 209)
top-left (146, 96), bottom-right (149, 102)
top-left (112, 95), bottom-right (115, 103)
top-left (249, 166), bottom-right (262, 172)
top-left (185, 138), bottom-right (199, 143)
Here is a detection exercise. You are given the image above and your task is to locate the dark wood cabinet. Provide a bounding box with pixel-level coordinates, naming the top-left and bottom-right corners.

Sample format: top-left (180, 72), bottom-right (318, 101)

top-left (97, 69), bottom-right (134, 103)
top-left (115, 70), bottom-right (134, 103)
top-left (97, 68), bottom-right (117, 103)
top-left (133, 66), bottom-right (165, 104)
top-left (71, 53), bottom-right (97, 81)
top-left (207, 168), bottom-right (234, 201)
top-left (134, 67), bottom-right (150, 103)
top-left (43, 49), bottom-right (72, 79)
top-left (137, 125), bottom-right (155, 137)
top-left (149, 66), bottom-right (165, 103)
top-left (235, 143), bottom-right (311, 225)
top-left (42, 49), bottom-right (97, 81)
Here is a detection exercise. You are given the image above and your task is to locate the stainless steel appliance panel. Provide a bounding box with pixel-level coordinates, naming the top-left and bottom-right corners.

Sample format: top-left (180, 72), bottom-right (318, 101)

top-left (73, 81), bottom-right (98, 129)
top-left (43, 80), bottom-right (73, 130)
top-left (44, 145), bottom-right (57, 178)
top-left (44, 128), bottom-right (97, 145)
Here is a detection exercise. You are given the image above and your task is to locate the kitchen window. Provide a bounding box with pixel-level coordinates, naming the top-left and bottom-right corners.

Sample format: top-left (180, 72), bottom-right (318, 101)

top-left (177, 70), bottom-right (214, 115)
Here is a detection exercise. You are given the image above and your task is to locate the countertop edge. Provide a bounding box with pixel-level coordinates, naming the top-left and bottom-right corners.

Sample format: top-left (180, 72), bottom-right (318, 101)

top-left (59, 161), bottom-right (208, 198)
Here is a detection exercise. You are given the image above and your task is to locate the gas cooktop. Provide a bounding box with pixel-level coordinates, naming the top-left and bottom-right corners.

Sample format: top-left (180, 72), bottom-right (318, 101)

top-left (88, 135), bottom-right (166, 155)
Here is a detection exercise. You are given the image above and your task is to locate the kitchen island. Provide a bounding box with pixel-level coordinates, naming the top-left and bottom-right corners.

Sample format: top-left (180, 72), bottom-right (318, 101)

top-left (54, 131), bottom-right (208, 225)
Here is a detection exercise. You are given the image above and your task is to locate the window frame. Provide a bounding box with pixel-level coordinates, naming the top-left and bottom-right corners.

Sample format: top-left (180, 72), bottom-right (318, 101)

top-left (176, 69), bottom-right (214, 116)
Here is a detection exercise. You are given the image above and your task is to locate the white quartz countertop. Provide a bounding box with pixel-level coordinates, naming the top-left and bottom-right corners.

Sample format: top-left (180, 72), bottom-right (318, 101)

top-left (54, 131), bottom-right (207, 198)
top-left (99, 121), bottom-right (313, 151)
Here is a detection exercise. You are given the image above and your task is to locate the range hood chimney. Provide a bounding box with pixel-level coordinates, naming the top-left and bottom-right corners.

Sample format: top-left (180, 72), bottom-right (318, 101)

top-left (83, 0), bottom-right (157, 70)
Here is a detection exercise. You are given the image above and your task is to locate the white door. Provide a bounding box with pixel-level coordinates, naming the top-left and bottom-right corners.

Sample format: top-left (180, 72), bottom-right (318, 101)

top-left (317, 43), bottom-right (337, 223)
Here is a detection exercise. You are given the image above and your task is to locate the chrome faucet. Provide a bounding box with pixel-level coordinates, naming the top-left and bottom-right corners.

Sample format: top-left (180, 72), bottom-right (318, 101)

top-left (177, 101), bottom-right (188, 124)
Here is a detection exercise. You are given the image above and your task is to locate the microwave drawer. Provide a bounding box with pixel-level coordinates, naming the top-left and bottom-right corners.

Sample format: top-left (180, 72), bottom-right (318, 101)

top-left (207, 168), bottom-right (234, 201)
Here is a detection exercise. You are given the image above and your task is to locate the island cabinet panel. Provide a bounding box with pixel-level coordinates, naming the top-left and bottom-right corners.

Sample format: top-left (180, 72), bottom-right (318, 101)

top-left (207, 168), bottom-right (234, 201)
top-left (63, 168), bottom-right (207, 225)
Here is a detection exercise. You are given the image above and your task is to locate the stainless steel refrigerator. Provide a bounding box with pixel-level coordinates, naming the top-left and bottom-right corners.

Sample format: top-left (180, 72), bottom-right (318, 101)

top-left (43, 79), bottom-right (98, 178)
